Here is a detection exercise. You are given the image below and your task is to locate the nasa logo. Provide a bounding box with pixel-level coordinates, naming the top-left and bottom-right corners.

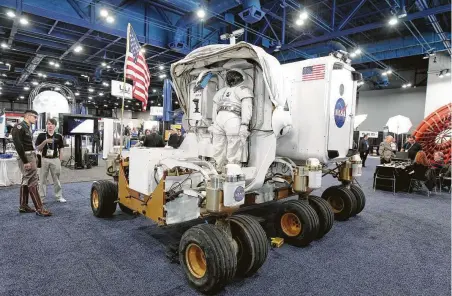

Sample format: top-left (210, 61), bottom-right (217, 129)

top-left (234, 186), bottom-right (245, 202)
top-left (334, 98), bottom-right (347, 128)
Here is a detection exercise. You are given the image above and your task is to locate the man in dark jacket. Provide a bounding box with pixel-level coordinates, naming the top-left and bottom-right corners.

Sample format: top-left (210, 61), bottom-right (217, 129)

top-left (167, 128), bottom-right (183, 149)
top-left (359, 134), bottom-right (369, 167)
top-left (142, 127), bottom-right (165, 148)
top-left (402, 135), bottom-right (422, 161)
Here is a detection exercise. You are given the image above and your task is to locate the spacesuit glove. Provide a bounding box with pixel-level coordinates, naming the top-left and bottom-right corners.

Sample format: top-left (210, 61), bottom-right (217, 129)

top-left (239, 125), bottom-right (250, 138)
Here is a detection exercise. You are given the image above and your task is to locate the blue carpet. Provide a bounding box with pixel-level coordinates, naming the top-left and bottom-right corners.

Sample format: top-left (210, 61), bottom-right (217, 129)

top-left (0, 157), bottom-right (450, 296)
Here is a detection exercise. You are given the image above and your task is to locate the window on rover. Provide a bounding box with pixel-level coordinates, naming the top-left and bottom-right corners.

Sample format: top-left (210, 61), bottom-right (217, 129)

top-left (333, 63), bottom-right (344, 70)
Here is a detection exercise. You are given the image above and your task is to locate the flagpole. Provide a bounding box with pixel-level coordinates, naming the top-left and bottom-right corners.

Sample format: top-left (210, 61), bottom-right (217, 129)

top-left (119, 24), bottom-right (130, 158)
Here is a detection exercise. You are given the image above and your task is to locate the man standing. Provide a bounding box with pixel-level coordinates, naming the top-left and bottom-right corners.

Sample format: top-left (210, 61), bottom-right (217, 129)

top-left (167, 128), bottom-right (183, 148)
top-left (379, 135), bottom-right (395, 164)
top-left (36, 118), bottom-right (66, 203)
top-left (402, 135), bottom-right (422, 161)
top-left (11, 110), bottom-right (52, 216)
top-left (123, 125), bottom-right (131, 150)
top-left (92, 129), bottom-right (100, 154)
top-left (359, 134), bottom-right (369, 167)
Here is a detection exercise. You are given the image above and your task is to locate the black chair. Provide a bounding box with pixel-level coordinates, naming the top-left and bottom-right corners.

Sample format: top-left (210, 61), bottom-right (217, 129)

top-left (409, 178), bottom-right (432, 197)
top-left (374, 166), bottom-right (396, 195)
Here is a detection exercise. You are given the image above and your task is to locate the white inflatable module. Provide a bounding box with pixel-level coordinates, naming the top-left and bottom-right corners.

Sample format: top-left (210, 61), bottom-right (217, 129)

top-left (277, 56), bottom-right (358, 163)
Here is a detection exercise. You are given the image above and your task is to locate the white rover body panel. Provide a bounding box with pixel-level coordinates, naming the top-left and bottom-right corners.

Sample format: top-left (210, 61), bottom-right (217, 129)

top-left (277, 56), bottom-right (358, 163)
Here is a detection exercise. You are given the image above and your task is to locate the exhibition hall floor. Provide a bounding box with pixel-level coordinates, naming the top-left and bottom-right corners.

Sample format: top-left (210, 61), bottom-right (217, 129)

top-left (0, 157), bottom-right (450, 295)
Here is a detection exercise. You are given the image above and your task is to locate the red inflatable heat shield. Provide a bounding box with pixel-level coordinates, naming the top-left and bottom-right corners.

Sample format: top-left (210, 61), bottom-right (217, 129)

top-left (413, 103), bottom-right (452, 163)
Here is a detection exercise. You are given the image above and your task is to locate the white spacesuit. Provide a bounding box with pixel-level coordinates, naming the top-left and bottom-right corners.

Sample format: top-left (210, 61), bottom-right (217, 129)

top-left (210, 69), bottom-right (253, 171)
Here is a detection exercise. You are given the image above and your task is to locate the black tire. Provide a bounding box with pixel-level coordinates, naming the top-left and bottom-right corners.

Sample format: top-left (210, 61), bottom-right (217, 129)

top-left (275, 200), bottom-right (319, 247)
top-left (350, 184), bottom-right (366, 215)
top-left (308, 195), bottom-right (334, 239)
top-left (228, 215), bottom-right (269, 277)
top-left (90, 180), bottom-right (117, 217)
top-left (179, 224), bottom-right (237, 293)
top-left (118, 202), bottom-right (134, 215)
top-left (321, 186), bottom-right (356, 221)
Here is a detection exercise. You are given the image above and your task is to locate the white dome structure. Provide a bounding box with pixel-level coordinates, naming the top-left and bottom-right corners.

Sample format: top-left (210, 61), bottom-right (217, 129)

top-left (33, 90), bottom-right (70, 117)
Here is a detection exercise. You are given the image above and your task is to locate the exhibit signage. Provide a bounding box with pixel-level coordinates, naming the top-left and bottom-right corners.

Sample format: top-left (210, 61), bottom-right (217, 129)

top-left (150, 107), bottom-right (163, 116)
top-left (359, 131), bottom-right (378, 138)
top-left (111, 80), bottom-right (133, 99)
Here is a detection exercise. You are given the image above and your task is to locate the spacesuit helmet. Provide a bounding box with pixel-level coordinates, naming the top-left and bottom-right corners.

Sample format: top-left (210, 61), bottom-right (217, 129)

top-left (226, 70), bottom-right (244, 87)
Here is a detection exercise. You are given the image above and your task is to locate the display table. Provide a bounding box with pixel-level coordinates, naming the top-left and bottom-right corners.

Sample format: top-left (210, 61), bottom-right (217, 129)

top-left (374, 162), bottom-right (411, 192)
top-left (0, 158), bottom-right (22, 186)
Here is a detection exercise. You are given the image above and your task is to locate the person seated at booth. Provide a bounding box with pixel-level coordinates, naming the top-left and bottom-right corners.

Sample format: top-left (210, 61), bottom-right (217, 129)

top-left (431, 151), bottom-right (445, 170)
top-left (135, 127), bottom-right (165, 148)
top-left (406, 151), bottom-right (430, 181)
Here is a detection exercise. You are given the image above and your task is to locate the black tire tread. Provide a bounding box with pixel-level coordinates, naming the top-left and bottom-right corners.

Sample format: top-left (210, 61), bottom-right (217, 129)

top-left (308, 195), bottom-right (334, 239)
top-left (91, 180), bottom-right (117, 217)
top-left (179, 224), bottom-right (237, 293)
top-left (276, 200), bottom-right (320, 247)
top-left (350, 184), bottom-right (366, 215)
top-left (321, 186), bottom-right (355, 221)
top-left (229, 215), bottom-right (269, 277)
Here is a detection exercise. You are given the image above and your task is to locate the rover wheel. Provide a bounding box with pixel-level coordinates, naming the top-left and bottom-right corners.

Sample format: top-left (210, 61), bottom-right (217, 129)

top-left (321, 186), bottom-right (356, 221)
top-left (308, 195), bottom-right (334, 239)
top-left (228, 215), bottom-right (269, 277)
top-left (91, 180), bottom-right (117, 217)
top-left (275, 200), bottom-right (319, 247)
top-left (350, 185), bottom-right (366, 215)
top-left (179, 224), bottom-right (237, 293)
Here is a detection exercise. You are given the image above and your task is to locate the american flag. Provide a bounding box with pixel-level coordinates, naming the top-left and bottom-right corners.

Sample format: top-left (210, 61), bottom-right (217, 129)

top-left (302, 64), bottom-right (325, 81)
top-left (124, 24), bottom-right (150, 111)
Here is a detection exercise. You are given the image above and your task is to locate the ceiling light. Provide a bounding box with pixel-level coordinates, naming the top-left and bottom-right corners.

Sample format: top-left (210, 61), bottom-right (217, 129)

top-left (398, 7), bottom-right (407, 18)
top-left (300, 11), bottom-right (308, 20)
top-left (88, 88), bottom-right (94, 92)
top-left (5, 63), bottom-right (10, 67)
top-left (99, 92), bottom-right (104, 96)
top-left (100, 9), bottom-right (109, 17)
top-left (32, 81), bottom-right (38, 85)
top-left (43, 74), bottom-right (47, 78)
top-left (422, 53), bottom-right (429, 59)
top-left (37, 72), bottom-right (43, 77)
top-left (106, 16), bottom-right (115, 23)
top-left (382, 72), bottom-right (388, 76)
top-left (102, 82), bottom-right (109, 87)
top-left (197, 8), bottom-right (206, 19)
top-left (0, 62), bottom-right (3, 64)
top-left (74, 45), bottom-right (83, 53)
top-left (388, 16), bottom-right (398, 26)
top-left (0, 92), bottom-right (2, 95)
top-left (54, 87), bottom-right (60, 91)
top-left (350, 52), bottom-right (357, 58)
top-left (101, 62), bottom-right (106, 67)
top-left (24, 86), bottom-right (30, 91)
top-left (438, 73), bottom-right (444, 78)
top-left (6, 11), bottom-right (16, 18)
top-left (354, 48), bottom-right (362, 55)
top-left (49, 61), bottom-right (55, 66)
top-left (295, 19), bottom-right (304, 26)
top-left (104, 105), bottom-right (108, 107)
top-left (159, 65), bottom-right (164, 70)
top-left (1, 43), bottom-right (9, 49)
top-left (20, 96), bottom-right (24, 99)
top-left (407, 83), bottom-right (412, 87)
top-left (106, 65), bottom-right (111, 69)
top-left (75, 92), bottom-right (80, 96)
top-left (2, 74), bottom-right (6, 77)
top-left (0, 87), bottom-right (2, 90)
top-left (159, 74), bottom-right (166, 79)
top-left (152, 89), bottom-right (156, 93)
top-left (386, 69), bottom-right (392, 75)
top-left (140, 48), bottom-right (146, 53)
top-left (54, 63), bottom-right (60, 68)
top-left (65, 81), bottom-right (71, 85)
top-left (446, 70), bottom-right (451, 77)
top-left (19, 17), bottom-right (28, 25)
